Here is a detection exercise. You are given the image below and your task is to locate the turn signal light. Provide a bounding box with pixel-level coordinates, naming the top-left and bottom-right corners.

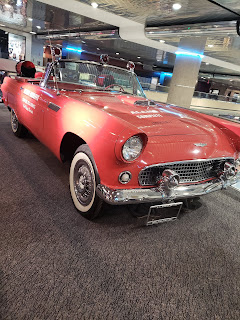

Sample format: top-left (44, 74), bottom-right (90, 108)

top-left (119, 171), bottom-right (132, 184)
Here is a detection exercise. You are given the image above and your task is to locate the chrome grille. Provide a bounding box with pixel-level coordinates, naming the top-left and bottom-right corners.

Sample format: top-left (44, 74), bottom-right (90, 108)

top-left (139, 158), bottom-right (234, 186)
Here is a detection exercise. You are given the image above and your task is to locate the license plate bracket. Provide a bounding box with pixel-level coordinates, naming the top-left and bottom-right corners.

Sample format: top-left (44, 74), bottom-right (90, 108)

top-left (145, 202), bottom-right (183, 226)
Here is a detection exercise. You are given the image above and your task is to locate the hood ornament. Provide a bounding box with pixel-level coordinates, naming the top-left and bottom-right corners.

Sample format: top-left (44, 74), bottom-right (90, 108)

top-left (194, 143), bottom-right (207, 147)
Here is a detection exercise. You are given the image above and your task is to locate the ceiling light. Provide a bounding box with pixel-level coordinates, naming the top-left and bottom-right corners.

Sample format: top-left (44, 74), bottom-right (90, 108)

top-left (36, 26), bottom-right (41, 29)
top-left (97, 47), bottom-right (100, 50)
top-left (206, 62), bottom-right (209, 65)
top-left (159, 40), bottom-right (165, 43)
top-left (120, 58), bottom-right (125, 60)
top-left (16, 0), bottom-right (22, 6)
top-left (208, 44), bottom-right (214, 48)
top-left (230, 79), bottom-right (233, 82)
top-left (82, 40), bottom-right (86, 43)
top-left (137, 56), bottom-right (141, 59)
top-left (172, 3), bottom-right (182, 10)
top-left (116, 52), bottom-right (120, 55)
top-left (30, 31), bottom-right (36, 34)
top-left (28, 18), bottom-right (33, 22)
top-left (91, 2), bottom-right (98, 8)
top-left (0, 24), bottom-right (6, 27)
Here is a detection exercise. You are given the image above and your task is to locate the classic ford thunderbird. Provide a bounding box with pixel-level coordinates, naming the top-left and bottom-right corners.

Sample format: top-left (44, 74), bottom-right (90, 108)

top-left (1, 59), bottom-right (240, 219)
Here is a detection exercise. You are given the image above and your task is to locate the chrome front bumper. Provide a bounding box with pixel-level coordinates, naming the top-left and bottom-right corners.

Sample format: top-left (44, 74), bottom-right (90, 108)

top-left (96, 174), bottom-right (240, 205)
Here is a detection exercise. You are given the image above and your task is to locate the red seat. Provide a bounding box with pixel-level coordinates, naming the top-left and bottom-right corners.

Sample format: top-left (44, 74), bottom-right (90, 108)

top-left (16, 61), bottom-right (36, 78)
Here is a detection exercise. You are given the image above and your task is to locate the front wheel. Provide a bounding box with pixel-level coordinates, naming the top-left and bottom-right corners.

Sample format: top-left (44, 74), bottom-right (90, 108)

top-left (10, 109), bottom-right (28, 138)
top-left (69, 146), bottom-right (103, 220)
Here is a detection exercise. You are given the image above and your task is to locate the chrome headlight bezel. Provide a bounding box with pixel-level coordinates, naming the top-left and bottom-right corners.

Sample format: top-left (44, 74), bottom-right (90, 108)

top-left (122, 135), bottom-right (143, 161)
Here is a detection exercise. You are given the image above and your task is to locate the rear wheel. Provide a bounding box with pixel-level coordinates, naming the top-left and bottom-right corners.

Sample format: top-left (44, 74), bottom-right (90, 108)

top-left (69, 145), bottom-right (103, 220)
top-left (11, 109), bottom-right (28, 138)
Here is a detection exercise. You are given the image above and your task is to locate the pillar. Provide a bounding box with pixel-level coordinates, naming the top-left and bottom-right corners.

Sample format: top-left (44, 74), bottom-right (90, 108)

top-left (167, 37), bottom-right (206, 108)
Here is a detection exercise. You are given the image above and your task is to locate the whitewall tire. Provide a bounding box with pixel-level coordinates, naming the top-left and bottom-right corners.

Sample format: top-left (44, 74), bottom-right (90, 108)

top-left (69, 146), bottom-right (103, 219)
top-left (10, 109), bottom-right (28, 138)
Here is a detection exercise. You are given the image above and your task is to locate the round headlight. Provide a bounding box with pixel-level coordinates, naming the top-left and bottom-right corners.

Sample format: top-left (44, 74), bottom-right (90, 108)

top-left (122, 135), bottom-right (143, 161)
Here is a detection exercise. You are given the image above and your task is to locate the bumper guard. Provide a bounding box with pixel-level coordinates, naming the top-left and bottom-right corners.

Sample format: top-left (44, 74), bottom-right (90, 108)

top-left (96, 174), bottom-right (240, 205)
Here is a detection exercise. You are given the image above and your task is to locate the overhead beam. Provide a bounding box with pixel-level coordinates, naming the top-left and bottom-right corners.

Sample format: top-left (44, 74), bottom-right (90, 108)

top-left (38, 0), bottom-right (240, 73)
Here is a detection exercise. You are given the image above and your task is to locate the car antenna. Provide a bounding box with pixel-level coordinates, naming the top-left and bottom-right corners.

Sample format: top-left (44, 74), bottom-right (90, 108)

top-left (48, 32), bottom-right (60, 95)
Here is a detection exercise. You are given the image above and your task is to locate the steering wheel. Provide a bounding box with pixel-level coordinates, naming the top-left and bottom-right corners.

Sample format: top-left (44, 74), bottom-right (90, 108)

top-left (104, 84), bottom-right (124, 92)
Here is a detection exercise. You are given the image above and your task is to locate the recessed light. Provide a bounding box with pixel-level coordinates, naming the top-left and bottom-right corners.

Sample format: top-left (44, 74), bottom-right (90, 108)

top-left (159, 40), bottom-right (165, 43)
top-left (91, 2), bottom-right (98, 8)
top-left (172, 3), bottom-right (182, 10)
top-left (28, 18), bottom-right (33, 22)
top-left (30, 31), bottom-right (36, 34)
top-left (116, 52), bottom-right (120, 55)
top-left (36, 25), bottom-right (41, 29)
top-left (208, 44), bottom-right (214, 48)
top-left (5, 4), bottom-right (11, 9)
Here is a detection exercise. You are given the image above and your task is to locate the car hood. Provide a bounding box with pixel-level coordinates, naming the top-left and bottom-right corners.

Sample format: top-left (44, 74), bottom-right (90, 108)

top-left (68, 91), bottom-right (220, 137)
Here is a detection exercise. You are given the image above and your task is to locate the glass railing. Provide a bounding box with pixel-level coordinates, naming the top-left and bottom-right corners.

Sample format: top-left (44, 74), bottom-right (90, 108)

top-left (193, 91), bottom-right (240, 104)
top-left (141, 82), bottom-right (240, 105)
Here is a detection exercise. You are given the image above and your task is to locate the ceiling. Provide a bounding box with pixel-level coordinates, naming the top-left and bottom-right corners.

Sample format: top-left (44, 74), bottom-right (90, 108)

top-left (1, 0), bottom-right (240, 82)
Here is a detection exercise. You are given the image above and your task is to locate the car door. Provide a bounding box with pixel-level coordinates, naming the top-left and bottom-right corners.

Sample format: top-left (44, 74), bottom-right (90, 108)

top-left (17, 81), bottom-right (43, 137)
top-left (37, 84), bottom-right (64, 157)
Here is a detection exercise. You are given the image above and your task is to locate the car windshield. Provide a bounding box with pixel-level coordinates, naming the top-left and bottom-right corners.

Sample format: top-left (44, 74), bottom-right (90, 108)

top-left (55, 61), bottom-right (146, 97)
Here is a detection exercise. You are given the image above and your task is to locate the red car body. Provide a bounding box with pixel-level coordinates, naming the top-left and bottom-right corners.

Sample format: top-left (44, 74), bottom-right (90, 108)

top-left (1, 59), bottom-right (240, 219)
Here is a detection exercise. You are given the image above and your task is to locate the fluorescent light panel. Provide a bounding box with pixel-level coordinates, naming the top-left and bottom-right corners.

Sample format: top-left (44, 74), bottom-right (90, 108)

top-left (176, 51), bottom-right (204, 59)
top-left (66, 47), bottom-right (82, 53)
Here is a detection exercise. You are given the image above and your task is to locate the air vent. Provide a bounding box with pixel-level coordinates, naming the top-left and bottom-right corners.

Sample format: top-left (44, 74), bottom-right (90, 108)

top-left (134, 100), bottom-right (156, 106)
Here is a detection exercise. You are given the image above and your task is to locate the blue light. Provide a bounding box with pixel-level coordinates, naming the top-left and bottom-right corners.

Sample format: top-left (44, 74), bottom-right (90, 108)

top-left (66, 47), bottom-right (82, 53)
top-left (175, 51), bottom-right (204, 59)
top-left (159, 72), bottom-right (172, 85)
top-left (162, 72), bottom-right (172, 77)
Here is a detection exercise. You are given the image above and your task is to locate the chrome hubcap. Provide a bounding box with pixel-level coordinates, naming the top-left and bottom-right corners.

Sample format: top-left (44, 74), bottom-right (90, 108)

top-left (11, 111), bottom-right (18, 132)
top-left (74, 162), bottom-right (93, 206)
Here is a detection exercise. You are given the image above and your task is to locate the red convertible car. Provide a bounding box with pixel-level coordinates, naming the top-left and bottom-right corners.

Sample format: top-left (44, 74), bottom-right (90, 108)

top-left (1, 58), bottom-right (240, 219)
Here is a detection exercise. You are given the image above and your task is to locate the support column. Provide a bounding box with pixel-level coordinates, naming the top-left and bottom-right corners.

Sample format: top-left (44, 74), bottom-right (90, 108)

top-left (167, 37), bottom-right (206, 108)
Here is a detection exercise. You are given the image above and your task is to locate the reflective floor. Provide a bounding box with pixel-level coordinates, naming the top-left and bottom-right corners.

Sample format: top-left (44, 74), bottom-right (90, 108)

top-left (233, 181), bottom-right (240, 191)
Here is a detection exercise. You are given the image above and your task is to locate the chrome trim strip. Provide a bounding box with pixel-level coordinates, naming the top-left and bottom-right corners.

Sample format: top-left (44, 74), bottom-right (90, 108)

top-left (140, 157), bottom-right (235, 171)
top-left (96, 174), bottom-right (240, 205)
